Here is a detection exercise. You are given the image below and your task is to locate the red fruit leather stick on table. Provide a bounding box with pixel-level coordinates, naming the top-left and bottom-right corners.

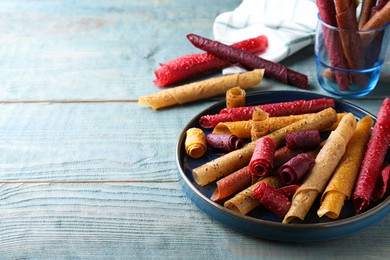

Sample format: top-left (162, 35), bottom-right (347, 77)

top-left (154, 35), bottom-right (268, 87)
top-left (186, 33), bottom-right (309, 89)
top-left (199, 98), bottom-right (335, 128)
top-left (353, 98), bottom-right (390, 213)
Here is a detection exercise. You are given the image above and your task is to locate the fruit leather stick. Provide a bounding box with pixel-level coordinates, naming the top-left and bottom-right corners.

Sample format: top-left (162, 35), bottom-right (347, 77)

top-left (316, 0), bottom-right (350, 90)
top-left (353, 98), bottom-right (390, 213)
top-left (199, 98), bottom-right (335, 128)
top-left (154, 35), bottom-right (268, 87)
top-left (361, 1), bottom-right (390, 31)
top-left (186, 34), bottom-right (308, 89)
top-left (358, 0), bottom-right (376, 30)
top-left (335, 0), bottom-right (366, 86)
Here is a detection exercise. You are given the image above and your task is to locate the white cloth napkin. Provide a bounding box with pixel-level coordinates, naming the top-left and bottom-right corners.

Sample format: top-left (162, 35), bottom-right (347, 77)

top-left (213, 0), bottom-right (318, 74)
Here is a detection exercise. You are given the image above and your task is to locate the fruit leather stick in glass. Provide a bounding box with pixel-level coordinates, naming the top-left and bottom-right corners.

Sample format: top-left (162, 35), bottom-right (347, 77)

top-left (335, 0), bottom-right (367, 86)
top-left (316, 0), bottom-right (350, 90)
top-left (154, 35), bottom-right (268, 87)
top-left (283, 113), bottom-right (357, 224)
top-left (199, 98), bottom-right (335, 128)
top-left (353, 98), bottom-right (390, 213)
top-left (358, 0), bottom-right (376, 30)
top-left (361, 1), bottom-right (390, 31)
top-left (192, 108), bottom-right (338, 186)
top-left (186, 34), bottom-right (308, 89)
top-left (318, 115), bottom-right (374, 219)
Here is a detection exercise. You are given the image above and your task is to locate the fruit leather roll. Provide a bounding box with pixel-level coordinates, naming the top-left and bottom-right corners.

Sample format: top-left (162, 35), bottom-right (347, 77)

top-left (226, 86), bottom-right (246, 108)
top-left (283, 113), bottom-right (357, 223)
top-left (185, 128), bottom-right (207, 159)
top-left (353, 98), bottom-right (390, 213)
top-left (249, 137), bottom-right (276, 183)
top-left (206, 133), bottom-right (244, 152)
top-left (139, 69), bottom-right (264, 110)
top-left (318, 115), bottom-right (374, 219)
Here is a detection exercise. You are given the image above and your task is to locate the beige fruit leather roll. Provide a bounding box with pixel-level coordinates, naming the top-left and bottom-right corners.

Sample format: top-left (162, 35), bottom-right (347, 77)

top-left (192, 107), bottom-right (338, 186)
top-left (318, 115), bottom-right (374, 219)
top-left (283, 113), bottom-right (357, 224)
top-left (138, 69), bottom-right (264, 110)
top-left (226, 86), bottom-right (246, 108)
top-left (251, 107), bottom-right (270, 141)
top-left (185, 128), bottom-right (207, 159)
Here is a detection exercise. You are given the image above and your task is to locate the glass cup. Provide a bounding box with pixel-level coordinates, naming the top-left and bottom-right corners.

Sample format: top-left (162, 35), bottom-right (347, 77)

top-left (315, 14), bottom-right (390, 97)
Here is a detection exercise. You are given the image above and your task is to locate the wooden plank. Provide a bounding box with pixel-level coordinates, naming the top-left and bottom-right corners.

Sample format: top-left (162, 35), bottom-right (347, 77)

top-left (0, 101), bottom-right (217, 182)
top-left (0, 182), bottom-right (389, 258)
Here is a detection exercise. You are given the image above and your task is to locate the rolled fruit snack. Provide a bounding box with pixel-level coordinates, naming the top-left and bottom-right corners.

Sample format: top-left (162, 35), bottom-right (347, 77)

top-left (139, 69), bottom-right (264, 110)
top-left (353, 98), bottom-right (390, 213)
top-left (226, 86), bottom-right (246, 108)
top-left (185, 128), bottom-right (207, 159)
top-left (206, 133), bottom-right (244, 152)
top-left (318, 115), bottom-right (374, 219)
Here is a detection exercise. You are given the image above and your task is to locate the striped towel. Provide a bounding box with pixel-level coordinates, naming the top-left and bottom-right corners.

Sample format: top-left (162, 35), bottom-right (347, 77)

top-left (213, 0), bottom-right (318, 74)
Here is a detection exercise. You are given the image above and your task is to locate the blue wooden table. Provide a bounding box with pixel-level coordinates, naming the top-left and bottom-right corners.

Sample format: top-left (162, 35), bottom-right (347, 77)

top-left (0, 0), bottom-right (389, 258)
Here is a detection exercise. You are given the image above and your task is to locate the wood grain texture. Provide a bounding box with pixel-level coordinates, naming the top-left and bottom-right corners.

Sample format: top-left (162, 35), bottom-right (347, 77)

top-left (0, 0), bottom-right (388, 258)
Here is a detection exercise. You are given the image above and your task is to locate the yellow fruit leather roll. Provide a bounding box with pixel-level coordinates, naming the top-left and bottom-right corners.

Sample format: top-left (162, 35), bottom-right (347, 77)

top-left (138, 69), bottom-right (264, 110)
top-left (226, 86), bottom-right (246, 108)
top-left (192, 107), bottom-right (338, 186)
top-left (318, 115), bottom-right (374, 219)
top-left (185, 128), bottom-right (207, 159)
top-left (213, 121), bottom-right (252, 138)
top-left (283, 113), bottom-right (357, 223)
top-left (251, 108), bottom-right (270, 141)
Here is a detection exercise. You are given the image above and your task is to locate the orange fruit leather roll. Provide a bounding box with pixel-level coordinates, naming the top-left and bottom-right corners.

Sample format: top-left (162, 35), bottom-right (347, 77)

top-left (138, 69), bottom-right (264, 110)
top-left (226, 86), bottom-right (246, 108)
top-left (318, 115), bottom-right (374, 219)
top-left (192, 107), bottom-right (338, 186)
top-left (283, 113), bottom-right (357, 224)
top-left (185, 128), bottom-right (207, 159)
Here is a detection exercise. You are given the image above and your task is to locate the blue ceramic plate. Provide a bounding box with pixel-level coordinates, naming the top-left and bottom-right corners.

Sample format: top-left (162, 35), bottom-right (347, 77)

top-left (176, 91), bottom-right (390, 242)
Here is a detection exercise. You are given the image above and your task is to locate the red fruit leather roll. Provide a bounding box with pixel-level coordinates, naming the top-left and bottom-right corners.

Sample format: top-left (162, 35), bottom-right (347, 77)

top-left (210, 166), bottom-right (251, 201)
top-left (186, 34), bottom-right (308, 89)
top-left (253, 182), bottom-right (291, 218)
top-left (285, 130), bottom-right (321, 150)
top-left (249, 137), bottom-right (276, 183)
top-left (316, 0), bottom-right (350, 90)
top-left (277, 185), bottom-right (300, 198)
top-left (371, 164), bottom-right (390, 201)
top-left (199, 98), bottom-right (335, 128)
top-left (280, 153), bottom-right (315, 185)
top-left (353, 98), bottom-right (390, 213)
top-left (206, 133), bottom-right (244, 152)
top-left (154, 35), bottom-right (268, 87)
